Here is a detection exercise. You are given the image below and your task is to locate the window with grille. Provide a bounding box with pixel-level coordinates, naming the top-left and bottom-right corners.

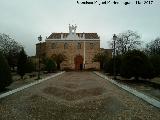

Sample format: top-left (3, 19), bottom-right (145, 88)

top-left (51, 43), bottom-right (56, 49)
top-left (64, 43), bottom-right (68, 49)
top-left (90, 43), bottom-right (94, 49)
top-left (77, 43), bottom-right (81, 49)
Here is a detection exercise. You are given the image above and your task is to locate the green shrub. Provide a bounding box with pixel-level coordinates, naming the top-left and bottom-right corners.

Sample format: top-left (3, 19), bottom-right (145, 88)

top-left (25, 59), bottom-right (35, 73)
top-left (0, 52), bottom-right (12, 91)
top-left (17, 48), bottom-right (27, 79)
top-left (104, 55), bottom-right (122, 75)
top-left (150, 55), bottom-right (160, 76)
top-left (120, 50), bottom-right (154, 80)
top-left (92, 52), bottom-right (109, 70)
top-left (44, 58), bottom-right (57, 73)
top-left (51, 53), bottom-right (66, 70)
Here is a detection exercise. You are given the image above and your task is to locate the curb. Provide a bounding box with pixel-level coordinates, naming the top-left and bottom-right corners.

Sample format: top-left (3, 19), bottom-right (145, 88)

top-left (94, 71), bottom-right (160, 109)
top-left (0, 71), bottom-right (65, 99)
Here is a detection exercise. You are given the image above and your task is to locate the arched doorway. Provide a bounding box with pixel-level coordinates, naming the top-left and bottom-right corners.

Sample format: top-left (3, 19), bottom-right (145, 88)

top-left (74, 55), bottom-right (83, 70)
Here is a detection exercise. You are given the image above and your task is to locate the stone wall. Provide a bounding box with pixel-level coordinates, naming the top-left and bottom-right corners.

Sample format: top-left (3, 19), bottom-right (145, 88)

top-left (36, 42), bottom-right (46, 58)
top-left (40, 40), bottom-right (100, 70)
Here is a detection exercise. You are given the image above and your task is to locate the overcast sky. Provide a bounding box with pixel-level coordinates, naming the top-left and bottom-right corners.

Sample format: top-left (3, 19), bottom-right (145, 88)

top-left (0, 0), bottom-right (160, 56)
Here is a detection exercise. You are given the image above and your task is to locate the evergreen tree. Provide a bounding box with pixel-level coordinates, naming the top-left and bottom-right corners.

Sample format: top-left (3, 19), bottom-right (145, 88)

top-left (25, 58), bottom-right (35, 73)
top-left (17, 48), bottom-right (27, 79)
top-left (150, 55), bottom-right (160, 77)
top-left (120, 50), bottom-right (154, 80)
top-left (104, 55), bottom-right (122, 75)
top-left (0, 51), bottom-right (12, 91)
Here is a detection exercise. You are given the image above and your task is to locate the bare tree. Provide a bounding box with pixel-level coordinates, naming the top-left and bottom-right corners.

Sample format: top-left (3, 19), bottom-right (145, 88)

top-left (0, 33), bottom-right (22, 70)
top-left (145, 37), bottom-right (160, 55)
top-left (111, 30), bottom-right (141, 55)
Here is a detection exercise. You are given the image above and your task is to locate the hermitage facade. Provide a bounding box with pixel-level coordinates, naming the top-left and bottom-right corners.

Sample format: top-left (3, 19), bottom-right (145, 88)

top-left (36, 25), bottom-right (101, 70)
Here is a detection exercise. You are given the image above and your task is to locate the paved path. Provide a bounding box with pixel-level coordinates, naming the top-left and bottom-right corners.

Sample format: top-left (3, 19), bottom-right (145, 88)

top-left (0, 72), bottom-right (160, 120)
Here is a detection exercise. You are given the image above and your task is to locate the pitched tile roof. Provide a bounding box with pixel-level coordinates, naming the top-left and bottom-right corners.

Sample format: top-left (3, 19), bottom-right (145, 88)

top-left (47, 33), bottom-right (99, 39)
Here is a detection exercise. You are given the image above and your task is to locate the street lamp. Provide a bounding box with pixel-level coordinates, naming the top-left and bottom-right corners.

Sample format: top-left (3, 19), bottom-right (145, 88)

top-left (113, 34), bottom-right (117, 79)
top-left (37, 35), bottom-right (42, 79)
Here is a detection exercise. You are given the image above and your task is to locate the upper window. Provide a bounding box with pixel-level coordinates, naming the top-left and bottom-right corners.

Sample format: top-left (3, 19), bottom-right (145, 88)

top-left (77, 43), bottom-right (81, 49)
top-left (64, 43), bottom-right (68, 49)
top-left (90, 43), bottom-right (94, 49)
top-left (51, 43), bottom-right (56, 49)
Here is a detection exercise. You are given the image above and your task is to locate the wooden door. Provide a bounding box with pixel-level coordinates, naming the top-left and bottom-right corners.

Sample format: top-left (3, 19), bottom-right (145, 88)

top-left (74, 55), bottom-right (83, 70)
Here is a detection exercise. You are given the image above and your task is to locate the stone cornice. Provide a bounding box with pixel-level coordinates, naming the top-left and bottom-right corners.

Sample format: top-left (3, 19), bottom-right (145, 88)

top-left (45, 39), bottom-right (100, 42)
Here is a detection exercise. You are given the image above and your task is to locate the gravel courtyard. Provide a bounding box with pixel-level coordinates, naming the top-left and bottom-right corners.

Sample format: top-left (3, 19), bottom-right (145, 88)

top-left (0, 72), bottom-right (160, 120)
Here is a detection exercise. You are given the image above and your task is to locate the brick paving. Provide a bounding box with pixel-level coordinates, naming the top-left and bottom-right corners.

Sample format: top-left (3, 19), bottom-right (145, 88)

top-left (0, 72), bottom-right (160, 120)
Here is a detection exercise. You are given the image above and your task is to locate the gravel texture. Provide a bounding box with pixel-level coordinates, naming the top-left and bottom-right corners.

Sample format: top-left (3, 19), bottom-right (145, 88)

top-left (8, 73), bottom-right (57, 90)
top-left (0, 72), bottom-right (160, 120)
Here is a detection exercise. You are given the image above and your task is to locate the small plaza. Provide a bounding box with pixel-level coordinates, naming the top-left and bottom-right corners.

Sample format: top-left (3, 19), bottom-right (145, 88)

top-left (0, 72), bottom-right (160, 120)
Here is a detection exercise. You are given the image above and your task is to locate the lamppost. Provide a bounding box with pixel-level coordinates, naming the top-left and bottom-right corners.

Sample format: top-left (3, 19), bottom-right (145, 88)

top-left (113, 34), bottom-right (117, 79)
top-left (37, 35), bottom-right (42, 79)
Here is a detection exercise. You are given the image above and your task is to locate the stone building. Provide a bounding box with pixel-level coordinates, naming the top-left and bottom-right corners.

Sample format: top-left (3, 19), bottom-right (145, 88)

top-left (100, 48), bottom-right (113, 58)
top-left (36, 25), bottom-right (109, 70)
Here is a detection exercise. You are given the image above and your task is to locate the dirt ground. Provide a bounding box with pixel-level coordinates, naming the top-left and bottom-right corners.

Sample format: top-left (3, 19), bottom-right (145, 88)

top-left (7, 72), bottom-right (57, 90)
top-left (0, 72), bottom-right (160, 120)
top-left (105, 73), bottom-right (160, 101)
